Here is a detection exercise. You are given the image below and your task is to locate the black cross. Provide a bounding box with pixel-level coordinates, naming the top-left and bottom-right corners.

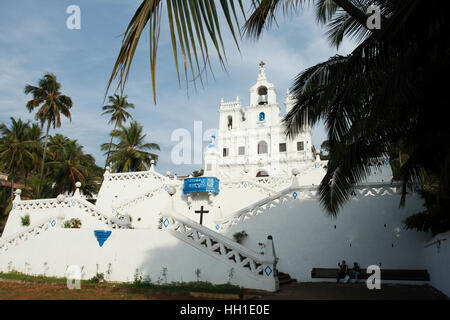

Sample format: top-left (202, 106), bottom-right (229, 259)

top-left (195, 206), bottom-right (209, 225)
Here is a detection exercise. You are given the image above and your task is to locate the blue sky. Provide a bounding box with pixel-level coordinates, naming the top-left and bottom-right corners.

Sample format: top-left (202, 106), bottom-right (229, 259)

top-left (0, 1), bottom-right (355, 176)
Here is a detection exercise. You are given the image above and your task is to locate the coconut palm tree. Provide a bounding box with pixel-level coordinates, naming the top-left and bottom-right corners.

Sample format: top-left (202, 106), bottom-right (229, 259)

top-left (47, 135), bottom-right (103, 197)
top-left (101, 94), bottom-right (135, 168)
top-left (0, 118), bottom-right (37, 198)
top-left (101, 121), bottom-right (159, 173)
top-left (106, 0), bottom-right (375, 103)
top-left (23, 123), bottom-right (43, 188)
top-left (24, 73), bottom-right (73, 198)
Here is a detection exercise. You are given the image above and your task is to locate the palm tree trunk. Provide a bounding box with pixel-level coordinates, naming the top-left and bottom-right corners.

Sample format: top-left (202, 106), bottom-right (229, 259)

top-left (10, 168), bottom-right (15, 200)
top-left (104, 122), bottom-right (118, 170)
top-left (37, 120), bottom-right (51, 198)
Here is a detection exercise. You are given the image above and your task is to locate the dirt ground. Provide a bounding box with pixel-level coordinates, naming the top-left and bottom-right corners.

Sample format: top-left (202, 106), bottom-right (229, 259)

top-left (0, 278), bottom-right (447, 300)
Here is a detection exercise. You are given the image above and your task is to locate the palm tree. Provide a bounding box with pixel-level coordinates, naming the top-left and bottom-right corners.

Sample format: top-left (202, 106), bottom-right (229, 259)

top-left (47, 135), bottom-right (103, 197)
top-left (101, 121), bottom-right (160, 173)
top-left (101, 94), bottom-right (135, 168)
top-left (24, 73), bottom-right (73, 198)
top-left (23, 123), bottom-right (43, 188)
top-left (0, 118), bottom-right (37, 198)
top-left (106, 0), bottom-right (372, 103)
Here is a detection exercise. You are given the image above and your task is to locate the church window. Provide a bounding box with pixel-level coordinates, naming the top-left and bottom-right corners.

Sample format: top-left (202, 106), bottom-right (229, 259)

top-left (259, 112), bottom-right (265, 122)
top-left (223, 148), bottom-right (229, 157)
top-left (256, 170), bottom-right (269, 177)
top-left (257, 141), bottom-right (268, 154)
top-left (279, 143), bottom-right (286, 152)
top-left (227, 115), bottom-right (233, 129)
top-left (297, 141), bottom-right (304, 151)
top-left (238, 146), bottom-right (245, 155)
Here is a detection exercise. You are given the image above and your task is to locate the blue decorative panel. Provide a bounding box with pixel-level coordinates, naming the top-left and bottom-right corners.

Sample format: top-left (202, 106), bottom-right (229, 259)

top-left (94, 230), bottom-right (112, 247)
top-left (163, 218), bottom-right (170, 228)
top-left (183, 177), bottom-right (220, 195)
top-left (259, 112), bottom-right (265, 122)
top-left (50, 219), bottom-right (56, 227)
top-left (215, 224), bottom-right (220, 231)
top-left (264, 265), bottom-right (273, 276)
top-left (292, 192), bottom-right (298, 199)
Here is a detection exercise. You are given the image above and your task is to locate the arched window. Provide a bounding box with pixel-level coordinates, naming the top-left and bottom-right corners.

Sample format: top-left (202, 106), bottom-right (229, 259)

top-left (257, 141), bottom-right (268, 154)
top-left (256, 170), bottom-right (269, 177)
top-left (227, 115), bottom-right (233, 129)
top-left (257, 86), bottom-right (268, 105)
top-left (259, 112), bottom-right (265, 122)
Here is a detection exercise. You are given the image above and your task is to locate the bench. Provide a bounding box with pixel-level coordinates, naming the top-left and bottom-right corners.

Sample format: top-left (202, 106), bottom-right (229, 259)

top-left (311, 268), bottom-right (430, 281)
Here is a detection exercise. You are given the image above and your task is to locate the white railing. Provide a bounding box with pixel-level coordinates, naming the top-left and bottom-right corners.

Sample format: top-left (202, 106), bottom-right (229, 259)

top-left (12, 197), bottom-right (130, 229)
top-left (220, 179), bottom-right (278, 195)
top-left (112, 185), bottom-right (166, 216)
top-left (0, 216), bottom-right (56, 253)
top-left (162, 212), bottom-right (277, 283)
top-left (104, 169), bottom-right (165, 182)
top-left (216, 183), bottom-right (402, 230)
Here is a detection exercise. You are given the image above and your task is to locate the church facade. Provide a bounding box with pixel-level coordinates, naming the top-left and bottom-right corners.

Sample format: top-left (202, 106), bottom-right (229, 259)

top-left (204, 62), bottom-right (315, 179)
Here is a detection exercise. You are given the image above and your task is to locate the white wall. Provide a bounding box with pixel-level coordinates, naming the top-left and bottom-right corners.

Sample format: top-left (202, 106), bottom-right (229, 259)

top-left (424, 232), bottom-right (450, 297)
top-left (223, 190), bottom-right (431, 282)
top-left (0, 228), bottom-right (272, 291)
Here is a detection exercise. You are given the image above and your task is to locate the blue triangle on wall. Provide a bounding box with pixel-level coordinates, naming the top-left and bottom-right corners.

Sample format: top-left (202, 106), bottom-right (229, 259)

top-left (94, 230), bottom-right (112, 247)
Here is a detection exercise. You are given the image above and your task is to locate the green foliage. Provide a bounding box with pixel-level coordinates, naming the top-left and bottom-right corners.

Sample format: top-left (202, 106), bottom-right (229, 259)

top-left (24, 72), bottom-right (73, 198)
top-left (89, 273), bottom-right (105, 283)
top-left (0, 271), bottom-right (241, 294)
top-left (101, 121), bottom-right (159, 173)
top-left (47, 135), bottom-right (102, 197)
top-left (403, 190), bottom-right (450, 236)
top-left (20, 214), bottom-right (30, 227)
top-left (63, 218), bottom-right (82, 228)
top-left (233, 231), bottom-right (248, 244)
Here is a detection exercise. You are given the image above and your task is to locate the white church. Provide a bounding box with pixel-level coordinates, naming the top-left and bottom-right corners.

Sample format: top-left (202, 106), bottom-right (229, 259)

top-left (204, 61), bottom-right (314, 179)
top-left (0, 64), bottom-right (449, 296)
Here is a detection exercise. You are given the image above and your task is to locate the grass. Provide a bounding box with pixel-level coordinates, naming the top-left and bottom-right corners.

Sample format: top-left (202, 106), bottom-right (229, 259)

top-left (0, 271), bottom-right (242, 294)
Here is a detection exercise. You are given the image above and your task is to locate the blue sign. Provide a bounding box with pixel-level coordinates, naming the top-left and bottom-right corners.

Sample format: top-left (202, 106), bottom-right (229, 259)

top-left (94, 230), bottom-right (112, 247)
top-left (183, 177), bottom-right (220, 195)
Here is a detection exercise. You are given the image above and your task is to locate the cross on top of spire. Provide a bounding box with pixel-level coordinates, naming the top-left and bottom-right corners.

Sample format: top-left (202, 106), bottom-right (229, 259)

top-left (259, 61), bottom-right (265, 68)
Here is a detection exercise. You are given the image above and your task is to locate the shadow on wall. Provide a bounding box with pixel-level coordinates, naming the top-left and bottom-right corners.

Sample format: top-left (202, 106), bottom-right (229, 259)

top-left (223, 192), bottom-right (431, 282)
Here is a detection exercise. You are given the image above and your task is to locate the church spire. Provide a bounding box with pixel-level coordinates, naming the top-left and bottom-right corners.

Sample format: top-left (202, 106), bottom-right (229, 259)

top-left (257, 61), bottom-right (267, 81)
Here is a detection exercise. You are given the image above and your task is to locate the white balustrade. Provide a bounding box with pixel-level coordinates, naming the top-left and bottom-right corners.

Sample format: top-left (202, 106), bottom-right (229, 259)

top-left (0, 216), bottom-right (56, 253)
top-left (216, 183), bottom-right (402, 230)
top-left (12, 197), bottom-right (130, 229)
top-left (162, 212), bottom-right (277, 285)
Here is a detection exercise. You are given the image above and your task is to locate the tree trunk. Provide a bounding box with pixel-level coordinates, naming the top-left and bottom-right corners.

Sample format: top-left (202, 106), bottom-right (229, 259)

top-left (104, 122), bottom-right (118, 171)
top-left (37, 120), bottom-right (51, 199)
top-left (10, 168), bottom-right (15, 200)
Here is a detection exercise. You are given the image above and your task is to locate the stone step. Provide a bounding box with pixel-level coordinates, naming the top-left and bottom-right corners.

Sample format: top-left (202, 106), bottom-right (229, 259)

top-left (277, 271), bottom-right (296, 286)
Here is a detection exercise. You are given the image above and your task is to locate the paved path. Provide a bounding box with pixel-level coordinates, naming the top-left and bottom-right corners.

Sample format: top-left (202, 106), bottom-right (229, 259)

top-left (257, 282), bottom-right (448, 300)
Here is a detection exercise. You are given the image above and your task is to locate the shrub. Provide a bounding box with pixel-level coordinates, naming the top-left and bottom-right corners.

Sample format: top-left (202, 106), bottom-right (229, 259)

top-left (89, 273), bottom-right (105, 283)
top-left (233, 231), bottom-right (248, 244)
top-left (63, 218), bottom-right (82, 228)
top-left (21, 214), bottom-right (30, 226)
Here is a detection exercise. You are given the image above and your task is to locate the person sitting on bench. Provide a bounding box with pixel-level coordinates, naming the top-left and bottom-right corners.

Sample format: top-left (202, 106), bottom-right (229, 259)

top-left (349, 262), bottom-right (361, 282)
top-left (337, 260), bottom-right (349, 283)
